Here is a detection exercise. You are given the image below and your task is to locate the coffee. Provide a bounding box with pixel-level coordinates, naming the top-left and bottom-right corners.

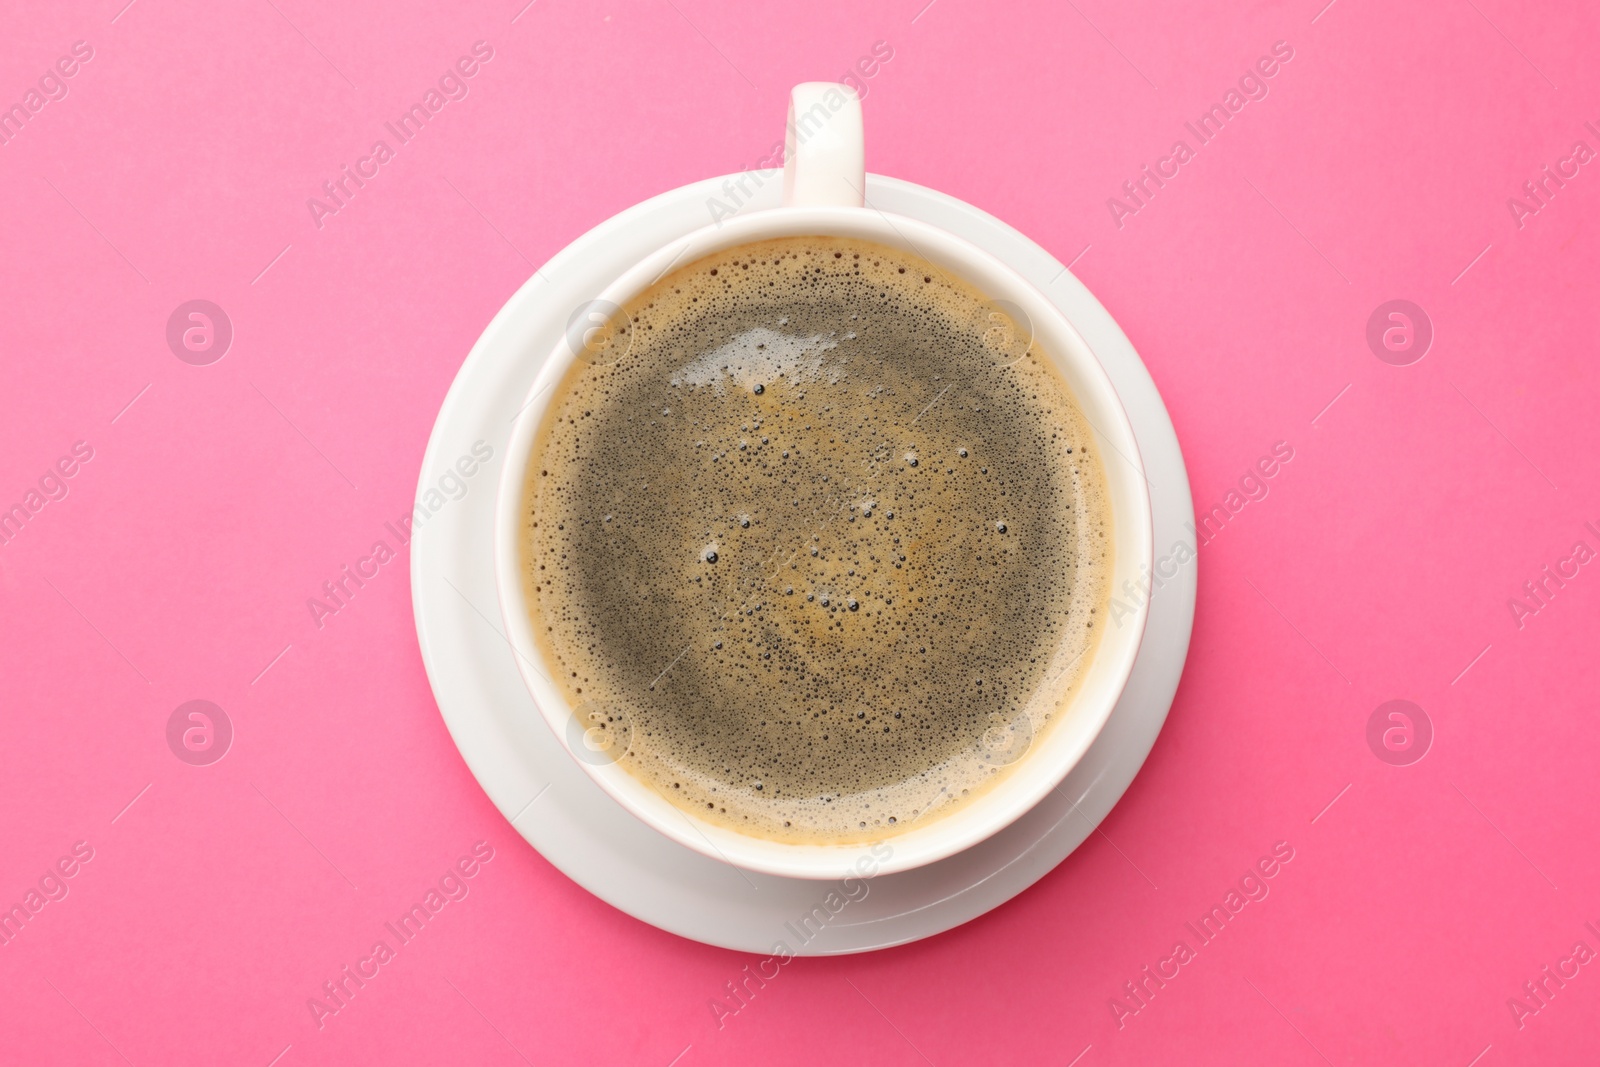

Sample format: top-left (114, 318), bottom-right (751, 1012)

top-left (521, 236), bottom-right (1111, 844)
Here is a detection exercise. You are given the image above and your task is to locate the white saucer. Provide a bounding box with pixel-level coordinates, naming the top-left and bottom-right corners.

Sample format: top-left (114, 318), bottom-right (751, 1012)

top-left (410, 173), bottom-right (1196, 954)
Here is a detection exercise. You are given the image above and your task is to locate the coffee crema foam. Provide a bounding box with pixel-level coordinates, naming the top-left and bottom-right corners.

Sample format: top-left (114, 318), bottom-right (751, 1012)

top-left (522, 236), bottom-right (1111, 844)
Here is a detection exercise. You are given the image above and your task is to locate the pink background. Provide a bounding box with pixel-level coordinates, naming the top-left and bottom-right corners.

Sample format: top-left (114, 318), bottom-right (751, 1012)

top-left (3, 0), bottom-right (1599, 1063)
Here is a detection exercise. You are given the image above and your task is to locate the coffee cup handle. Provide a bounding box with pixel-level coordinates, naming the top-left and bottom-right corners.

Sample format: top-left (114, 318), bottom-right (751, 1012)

top-left (782, 82), bottom-right (865, 208)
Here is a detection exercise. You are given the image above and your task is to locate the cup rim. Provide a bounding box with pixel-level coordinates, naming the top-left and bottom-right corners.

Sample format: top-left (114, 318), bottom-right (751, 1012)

top-left (493, 206), bottom-right (1153, 880)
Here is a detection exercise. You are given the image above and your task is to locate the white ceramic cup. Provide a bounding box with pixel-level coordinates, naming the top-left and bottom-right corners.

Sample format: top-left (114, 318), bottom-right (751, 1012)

top-left (495, 83), bottom-right (1153, 880)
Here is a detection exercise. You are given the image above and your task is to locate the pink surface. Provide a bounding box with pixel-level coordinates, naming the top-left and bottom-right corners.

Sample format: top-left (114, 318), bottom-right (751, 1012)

top-left (2, 0), bottom-right (1598, 1064)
